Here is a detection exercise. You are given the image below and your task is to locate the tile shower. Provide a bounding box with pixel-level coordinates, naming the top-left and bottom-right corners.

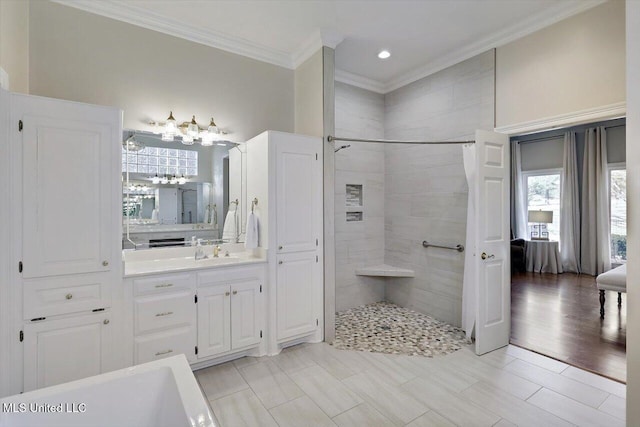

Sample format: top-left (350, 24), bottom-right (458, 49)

top-left (334, 50), bottom-right (495, 346)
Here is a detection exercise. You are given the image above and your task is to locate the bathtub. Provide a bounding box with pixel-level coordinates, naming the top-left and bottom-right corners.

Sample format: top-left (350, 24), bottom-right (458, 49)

top-left (0, 355), bottom-right (218, 427)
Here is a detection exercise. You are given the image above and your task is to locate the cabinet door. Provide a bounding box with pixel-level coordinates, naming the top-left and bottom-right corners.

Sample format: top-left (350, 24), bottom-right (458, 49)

top-left (275, 136), bottom-right (322, 253)
top-left (231, 280), bottom-right (261, 349)
top-left (197, 285), bottom-right (231, 358)
top-left (17, 98), bottom-right (120, 278)
top-left (276, 252), bottom-right (319, 340)
top-left (23, 312), bottom-right (114, 392)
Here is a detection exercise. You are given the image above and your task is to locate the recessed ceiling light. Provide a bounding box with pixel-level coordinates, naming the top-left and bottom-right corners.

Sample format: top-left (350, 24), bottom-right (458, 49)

top-left (378, 50), bottom-right (391, 59)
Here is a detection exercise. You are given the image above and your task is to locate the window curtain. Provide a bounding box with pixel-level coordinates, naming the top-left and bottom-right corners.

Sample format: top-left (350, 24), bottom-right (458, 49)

top-left (580, 127), bottom-right (611, 275)
top-left (510, 141), bottom-right (527, 239)
top-left (560, 132), bottom-right (581, 273)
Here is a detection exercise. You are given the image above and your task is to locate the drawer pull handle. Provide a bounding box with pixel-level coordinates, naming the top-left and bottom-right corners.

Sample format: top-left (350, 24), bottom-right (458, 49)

top-left (232, 290), bottom-right (238, 295)
top-left (65, 293), bottom-right (73, 300)
top-left (225, 291), bottom-right (230, 296)
top-left (278, 261), bottom-right (283, 265)
top-left (155, 349), bottom-right (173, 356)
top-left (155, 311), bottom-right (174, 317)
top-left (103, 319), bottom-right (110, 325)
top-left (155, 283), bottom-right (174, 288)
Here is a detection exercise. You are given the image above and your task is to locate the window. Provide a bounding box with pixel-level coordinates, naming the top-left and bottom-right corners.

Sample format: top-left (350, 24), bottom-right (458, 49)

top-left (609, 164), bottom-right (626, 264)
top-left (523, 170), bottom-right (561, 242)
top-left (122, 147), bottom-right (198, 177)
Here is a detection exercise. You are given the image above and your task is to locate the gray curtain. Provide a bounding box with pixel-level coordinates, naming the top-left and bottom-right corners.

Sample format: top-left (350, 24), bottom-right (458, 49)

top-left (510, 141), bottom-right (527, 239)
top-left (560, 132), bottom-right (581, 273)
top-left (580, 127), bottom-right (611, 275)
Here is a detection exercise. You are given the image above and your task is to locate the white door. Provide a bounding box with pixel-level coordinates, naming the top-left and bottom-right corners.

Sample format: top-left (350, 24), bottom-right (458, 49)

top-left (14, 96), bottom-right (120, 278)
top-left (473, 130), bottom-right (511, 355)
top-left (23, 311), bottom-right (114, 391)
top-left (276, 252), bottom-right (319, 340)
top-left (197, 285), bottom-right (231, 358)
top-left (275, 135), bottom-right (322, 253)
top-left (230, 280), bottom-right (261, 349)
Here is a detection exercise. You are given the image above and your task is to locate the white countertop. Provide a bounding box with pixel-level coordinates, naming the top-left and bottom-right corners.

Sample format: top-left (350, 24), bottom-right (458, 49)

top-left (125, 223), bottom-right (218, 234)
top-left (123, 244), bottom-right (266, 277)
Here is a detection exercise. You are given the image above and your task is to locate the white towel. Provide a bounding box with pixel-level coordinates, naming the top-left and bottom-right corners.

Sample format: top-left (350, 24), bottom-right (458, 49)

top-left (245, 211), bottom-right (259, 249)
top-left (222, 209), bottom-right (237, 241)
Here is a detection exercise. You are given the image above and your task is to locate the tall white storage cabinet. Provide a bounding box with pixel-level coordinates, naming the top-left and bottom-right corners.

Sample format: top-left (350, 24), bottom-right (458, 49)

top-left (246, 131), bottom-right (323, 353)
top-left (0, 89), bottom-right (122, 395)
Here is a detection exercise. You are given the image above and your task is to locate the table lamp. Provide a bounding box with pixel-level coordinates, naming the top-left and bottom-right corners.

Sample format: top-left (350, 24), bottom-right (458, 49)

top-left (528, 210), bottom-right (553, 241)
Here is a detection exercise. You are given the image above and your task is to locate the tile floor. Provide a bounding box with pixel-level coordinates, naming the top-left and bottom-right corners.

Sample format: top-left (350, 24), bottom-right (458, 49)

top-left (195, 343), bottom-right (626, 427)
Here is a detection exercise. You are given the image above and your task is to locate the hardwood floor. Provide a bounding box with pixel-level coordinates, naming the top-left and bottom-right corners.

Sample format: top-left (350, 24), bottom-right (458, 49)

top-left (511, 272), bottom-right (626, 383)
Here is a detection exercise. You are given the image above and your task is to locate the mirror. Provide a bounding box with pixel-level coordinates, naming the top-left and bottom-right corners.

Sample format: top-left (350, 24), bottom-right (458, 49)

top-left (122, 130), bottom-right (246, 249)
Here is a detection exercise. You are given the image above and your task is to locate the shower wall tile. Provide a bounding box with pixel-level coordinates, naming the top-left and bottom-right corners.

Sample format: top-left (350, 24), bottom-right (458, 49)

top-left (335, 82), bottom-right (386, 311)
top-left (383, 50), bottom-right (495, 327)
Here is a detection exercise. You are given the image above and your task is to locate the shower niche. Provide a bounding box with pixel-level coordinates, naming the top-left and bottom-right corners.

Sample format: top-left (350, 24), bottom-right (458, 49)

top-left (345, 184), bottom-right (363, 222)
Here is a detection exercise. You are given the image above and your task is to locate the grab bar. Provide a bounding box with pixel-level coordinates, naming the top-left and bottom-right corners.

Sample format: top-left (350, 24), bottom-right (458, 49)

top-left (422, 240), bottom-right (465, 252)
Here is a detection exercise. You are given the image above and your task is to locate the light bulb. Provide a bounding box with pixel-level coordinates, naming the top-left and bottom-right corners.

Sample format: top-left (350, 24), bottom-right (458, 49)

top-left (169, 175), bottom-right (178, 185)
top-left (151, 174), bottom-right (160, 184)
top-left (160, 176), bottom-right (169, 184)
top-left (178, 175), bottom-right (187, 185)
top-left (187, 116), bottom-right (199, 137)
top-left (164, 111), bottom-right (177, 135)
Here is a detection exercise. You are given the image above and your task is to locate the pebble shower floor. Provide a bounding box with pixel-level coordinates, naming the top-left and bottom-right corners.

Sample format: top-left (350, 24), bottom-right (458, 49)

top-left (333, 302), bottom-right (471, 357)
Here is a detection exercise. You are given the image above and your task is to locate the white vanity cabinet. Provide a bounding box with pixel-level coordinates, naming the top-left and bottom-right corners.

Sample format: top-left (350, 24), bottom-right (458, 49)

top-left (246, 131), bottom-right (323, 350)
top-left (196, 266), bottom-right (264, 359)
top-left (125, 263), bottom-right (265, 369)
top-left (0, 89), bottom-right (123, 396)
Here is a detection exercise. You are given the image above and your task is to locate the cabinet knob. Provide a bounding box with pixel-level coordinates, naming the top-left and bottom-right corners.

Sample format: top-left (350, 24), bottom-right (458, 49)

top-left (102, 260), bottom-right (109, 267)
top-left (232, 290), bottom-right (238, 295)
top-left (65, 293), bottom-right (73, 300)
top-left (278, 246), bottom-right (283, 250)
top-left (103, 319), bottom-right (110, 325)
top-left (278, 261), bottom-right (283, 265)
top-left (225, 291), bottom-right (230, 296)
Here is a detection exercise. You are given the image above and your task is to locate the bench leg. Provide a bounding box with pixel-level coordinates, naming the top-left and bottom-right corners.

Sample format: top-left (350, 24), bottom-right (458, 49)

top-left (618, 292), bottom-right (622, 307)
top-left (600, 290), bottom-right (605, 318)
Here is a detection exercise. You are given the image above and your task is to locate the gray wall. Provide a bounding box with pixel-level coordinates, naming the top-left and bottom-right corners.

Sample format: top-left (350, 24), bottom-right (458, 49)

top-left (383, 50), bottom-right (495, 327)
top-left (334, 82), bottom-right (386, 312)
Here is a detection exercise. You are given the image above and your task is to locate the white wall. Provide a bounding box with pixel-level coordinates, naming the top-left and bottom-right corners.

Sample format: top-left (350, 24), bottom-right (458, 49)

top-left (496, 1), bottom-right (625, 129)
top-left (383, 50), bottom-right (495, 327)
top-left (28, 1), bottom-right (294, 142)
top-left (0, 0), bottom-right (29, 93)
top-left (626, 0), bottom-right (640, 423)
top-left (295, 50), bottom-right (324, 137)
top-left (334, 82), bottom-right (386, 311)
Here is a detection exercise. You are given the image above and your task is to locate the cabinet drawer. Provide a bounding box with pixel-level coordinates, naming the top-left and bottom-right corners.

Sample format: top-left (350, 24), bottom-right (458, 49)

top-left (197, 264), bottom-right (264, 287)
top-left (133, 272), bottom-right (194, 296)
top-left (23, 274), bottom-right (111, 319)
top-left (135, 327), bottom-right (195, 365)
top-left (135, 292), bottom-right (194, 334)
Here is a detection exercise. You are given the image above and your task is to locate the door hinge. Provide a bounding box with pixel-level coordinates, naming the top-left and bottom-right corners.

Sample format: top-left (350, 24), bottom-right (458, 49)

top-left (18, 120), bottom-right (23, 132)
top-left (30, 317), bottom-right (46, 322)
top-left (195, 346), bottom-right (198, 355)
top-left (260, 330), bottom-right (263, 338)
top-left (316, 319), bottom-right (319, 326)
top-left (316, 255), bottom-right (318, 263)
top-left (259, 285), bottom-right (262, 293)
top-left (316, 153), bottom-right (318, 160)
top-left (19, 331), bottom-right (23, 342)
top-left (194, 295), bottom-right (198, 304)
top-left (92, 308), bottom-right (105, 312)
top-left (316, 238), bottom-right (318, 246)
top-left (18, 261), bottom-right (22, 273)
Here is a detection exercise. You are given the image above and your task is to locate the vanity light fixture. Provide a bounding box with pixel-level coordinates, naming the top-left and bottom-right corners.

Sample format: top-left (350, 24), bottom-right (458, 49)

top-left (160, 176), bottom-right (169, 185)
top-left (153, 113), bottom-right (229, 146)
top-left (178, 175), bottom-right (187, 185)
top-left (151, 174), bottom-right (161, 185)
top-left (378, 50), bottom-right (391, 59)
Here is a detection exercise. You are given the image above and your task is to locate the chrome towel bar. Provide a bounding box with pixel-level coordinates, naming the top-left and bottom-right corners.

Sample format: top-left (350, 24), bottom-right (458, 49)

top-left (422, 241), bottom-right (465, 252)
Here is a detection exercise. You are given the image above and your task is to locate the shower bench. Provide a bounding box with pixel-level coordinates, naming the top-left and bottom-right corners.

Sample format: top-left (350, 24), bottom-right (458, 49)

top-left (355, 264), bottom-right (415, 278)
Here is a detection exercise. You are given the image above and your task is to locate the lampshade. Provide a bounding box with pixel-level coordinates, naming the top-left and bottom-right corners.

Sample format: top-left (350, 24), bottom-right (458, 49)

top-left (528, 210), bottom-right (553, 223)
top-left (164, 111), bottom-right (177, 135)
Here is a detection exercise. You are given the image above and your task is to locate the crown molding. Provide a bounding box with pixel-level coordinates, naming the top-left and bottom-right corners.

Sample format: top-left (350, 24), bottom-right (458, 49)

top-left (494, 102), bottom-right (626, 136)
top-left (384, 0), bottom-right (606, 93)
top-left (292, 29), bottom-right (344, 68)
top-left (51, 0), bottom-right (294, 69)
top-left (334, 69), bottom-right (386, 94)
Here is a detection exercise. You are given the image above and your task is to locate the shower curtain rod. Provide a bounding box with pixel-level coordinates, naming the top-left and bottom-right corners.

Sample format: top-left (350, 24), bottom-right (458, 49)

top-left (327, 135), bottom-right (474, 145)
